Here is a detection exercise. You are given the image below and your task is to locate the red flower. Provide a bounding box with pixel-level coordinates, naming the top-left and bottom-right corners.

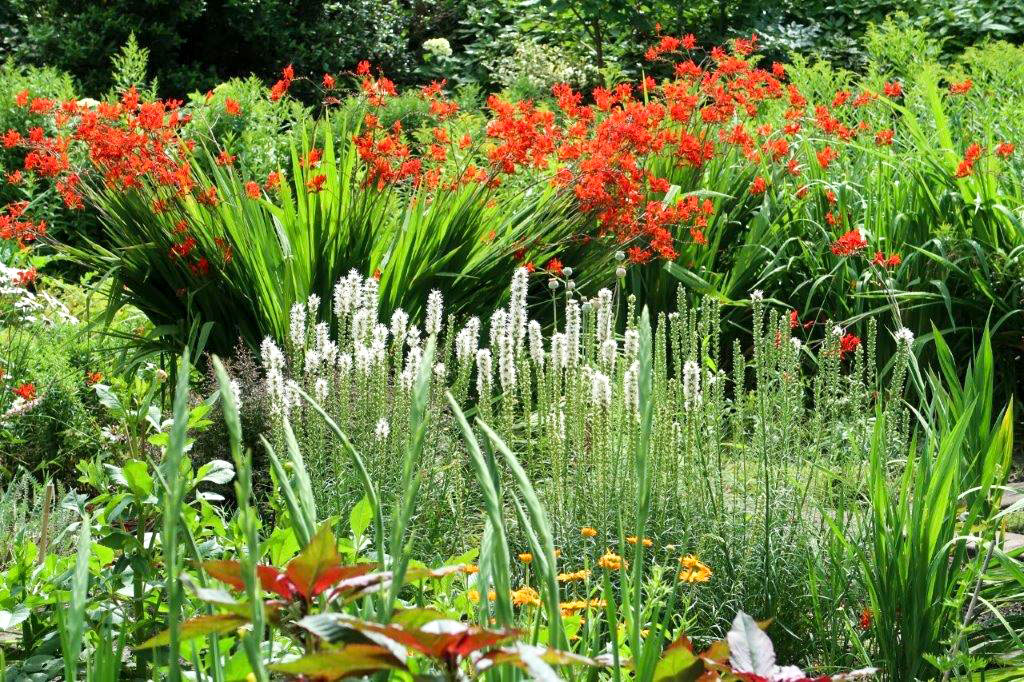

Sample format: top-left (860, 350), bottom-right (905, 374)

top-left (874, 129), bottom-right (893, 146)
top-left (830, 229), bottom-right (867, 256)
top-left (839, 333), bottom-right (861, 359)
top-left (323, 73), bottom-right (336, 89)
top-left (749, 176), bottom-right (768, 195)
top-left (224, 98), bottom-right (241, 116)
top-left (265, 171), bottom-right (282, 190)
top-left (546, 258), bottom-right (564, 276)
top-left (13, 382), bottom-right (36, 400)
top-left (14, 267), bottom-right (37, 286)
top-left (949, 79), bottom-right (973, 95)
top-left (356, 60), bottom-right (371, 76)
top-left (215, 150), bottom-right (236, 166)
top-left (15, 89), bottom-right (29, 107)
top-left (245, 181), bottom-right (260, 198)
top-left (871, 251), bottom-right (902, 268)
top-left (816, 146), bottom-right (839, 169)
top-left (86, 371), bottom-right (103, 385)
top-left (996, 142), bottom-right (1015, 158)
top-left (883, 81), bottom-right (903, 98)
top-left (306, 173), bottom-right (327, 192)
top-left (7, 170), bottom-right (23, 185)
top-left (859, 606), bottom-right (873, 630)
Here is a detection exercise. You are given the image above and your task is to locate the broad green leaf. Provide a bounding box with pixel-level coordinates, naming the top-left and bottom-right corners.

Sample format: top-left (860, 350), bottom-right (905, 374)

top-left (268, 644), bottom-right (406, 680)
top-left (136, 613), bottom-right (251, 648)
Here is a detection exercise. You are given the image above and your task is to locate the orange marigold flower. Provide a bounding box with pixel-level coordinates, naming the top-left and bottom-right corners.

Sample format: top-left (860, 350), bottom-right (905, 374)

top-left (511, 585), bottom-right (541, 607)
top-left (518, 552), bottom-right (533, 564)
top-left (461, 564), bottom-right (479, 575)
top-left (597, 551), bottom-right (624, 571)
top-left (678, 555), bottom-right (712, 583)
top-left (580, 527), bottom-right (597, 538)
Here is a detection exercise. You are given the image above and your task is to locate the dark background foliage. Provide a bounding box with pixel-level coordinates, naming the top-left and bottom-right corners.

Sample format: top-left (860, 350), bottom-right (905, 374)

top-left (1, 0), bottom-right (1022, 100)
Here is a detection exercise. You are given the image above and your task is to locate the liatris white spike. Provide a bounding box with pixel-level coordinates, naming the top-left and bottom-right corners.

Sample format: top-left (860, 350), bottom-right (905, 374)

top-left (333, 275), bottom-right (354, 319)
top-left (623, 361), bottom-right (639, 412)
top-left (306, 293), bottom-right (321, 320)
top-left (456, 317), bottom-right (480, 364)
top-left (361, 275), bottom-right (379, 311)
top-left (319, 338), bottom-right (338, 368)
top-left (289, 302), bottom-right (307, 350)
top-left (372, 323), bottom-right (389, 352)
top-left (595, 289), bottom-right (613, 343)
top-left (565, 299), bottom-right (581, 368)
top-left (228, 379), bottom-right (242, 412)
top-left (489, 309), bottom-right (508, 349)
top-left (894, 327), bottom-right (914, 346)
top-left (401, 346), bottom-right (423, 390)
top-left (425, 289), bottom-right (443, 336)
top-left (351, 308), bottom-right (372, 345)
top-left (528, 320), bottom-right (544, 368)
top-left (508, 267), bottom-right (529, 350)
top-left (434, 362), bottom-right (447, 381)
top-left (790, 337), bottom-right (802, 350)
top-left (260, 336), bottom-right (286, 371)
top-left (551, 332), bottom-right (568, 371)
top-left (304, 348), bottom-right (321, 375)
top-left (285, 379), bottom-right (302, 410)
top-left (355, 344), bottom-right (375, 376)
top-left (313, 321), bottom-right (330, 350)
top-left (374, 417), bottom-right (390, 442)
top-left (590, 370), bottom-right (611, 409)
top-left (390, 309), bottom-right (408, 345)
top-left (682, 359), bottom-right (702, 410)
top-left (600, 338), bottom-right (617, 370)
top-left (337, 352), bottom-right (353, 374)
top-left (475, 348), bottom-right (492, 398)
top-left (498, 338), bottom-right (516, 391)
top-left (314, 376), bottom-right (329, 402)
top-left (750, 289), bottom-right (764, 301)
top-left (406, 325), bottom-right (421, 349)
top-left (624, 329), bottom-right (639, 360)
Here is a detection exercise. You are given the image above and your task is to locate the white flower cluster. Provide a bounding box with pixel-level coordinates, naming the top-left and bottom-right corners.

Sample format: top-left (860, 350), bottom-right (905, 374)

top-left (0, 262), bottom-right (79, 327)
top-left (423, 38), bottom-right (453, 58)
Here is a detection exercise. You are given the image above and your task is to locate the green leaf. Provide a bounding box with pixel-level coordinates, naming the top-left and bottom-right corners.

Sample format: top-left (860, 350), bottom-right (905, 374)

top-left (349, 495), bottom-right (372, 540)
top-left (268, 644), bottom-right (406, 680)
top-left (121, 459), bottom-right (153, 498)
top-left (285, 522), bottom-right (343, 599)
top-left (652, 640), bottom-right (702, 682)
top-left (197, 459), bottom-right (235, 486)
top-left (136, 613), bottom-right (251, 649)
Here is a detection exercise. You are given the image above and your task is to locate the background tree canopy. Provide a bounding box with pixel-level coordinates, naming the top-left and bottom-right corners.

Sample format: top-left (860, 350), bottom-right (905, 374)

top-left (1, 0), bottom-right (1021, 98)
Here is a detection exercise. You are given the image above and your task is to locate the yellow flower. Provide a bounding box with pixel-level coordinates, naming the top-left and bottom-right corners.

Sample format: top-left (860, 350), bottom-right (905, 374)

top-left (678, 555), bottom-right (712, 583)
top-left (468, 589), bottom-right (481, 603)
top-left (598, 550), bottom-right (625, 571)
top-left (581, 527), bottom-right (598, 538)
top-left (553, 548), bottom-right (562, 558)
top-left (461, 563), bottom-right (479, 575)
top-left (626, 536), bottom-right (654, 547)
top-left (518, 552), bottom-right (533, 564)
top-left (559, 598), bottom-right (607, 615)
top-left (557, 569), bottom-right (591, 582)
top-left (511, 585), bottom-right (541, 607)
